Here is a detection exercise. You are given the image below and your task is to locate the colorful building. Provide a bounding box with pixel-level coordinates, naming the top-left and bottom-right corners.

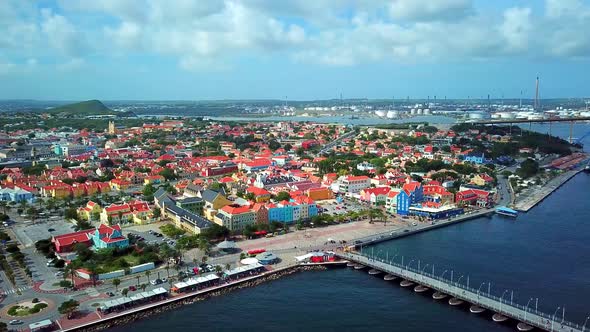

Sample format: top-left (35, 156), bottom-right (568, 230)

top-left (396, 181), bottom-right (424, 215)
top-left (90, 224), bottom-right (129, 250)
top-left (214, 204), bottom-right (256, 232)
top-left (360, 187), bottom-right (391, 206)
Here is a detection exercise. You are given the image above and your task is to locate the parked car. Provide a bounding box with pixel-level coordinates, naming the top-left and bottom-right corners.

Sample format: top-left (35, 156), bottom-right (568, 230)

top-left (48, 228), bottom-right (55, 232)
top-left (106, 292), bottom-right (115, 297)
top-left (150, 279), bottom-right (162, 285)
top-left (128, 285), bottom-right (137, 291)
top-left (9, 320), bottom-right (23, 325)
top-left (161, 278), bottom-right (167, 283)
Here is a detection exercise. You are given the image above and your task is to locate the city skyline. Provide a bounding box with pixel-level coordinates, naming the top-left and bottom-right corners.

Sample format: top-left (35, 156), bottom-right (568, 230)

top-left (1, 0), bottom-right (589, 100)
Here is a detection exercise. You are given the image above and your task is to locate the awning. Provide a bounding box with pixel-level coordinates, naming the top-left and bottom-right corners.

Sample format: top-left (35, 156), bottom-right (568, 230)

top-left (217, 240), bottom-right (237, 249)
top-left (29, 319), bottom-right (52, 331)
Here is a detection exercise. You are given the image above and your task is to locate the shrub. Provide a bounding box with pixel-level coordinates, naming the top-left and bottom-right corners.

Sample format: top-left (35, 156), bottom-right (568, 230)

top-left (32, 298), bottom-right (39, 303)
top-left (30, 303), bottom-right (48, 313)
top-left (7, 306), bottom-right (19, 316)
top-left (59, 280), bottom-right (73, 288)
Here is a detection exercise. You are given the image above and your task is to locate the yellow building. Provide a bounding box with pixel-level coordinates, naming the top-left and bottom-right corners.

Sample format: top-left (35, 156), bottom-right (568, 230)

top-left (77, 201), bottom-right (102, 221)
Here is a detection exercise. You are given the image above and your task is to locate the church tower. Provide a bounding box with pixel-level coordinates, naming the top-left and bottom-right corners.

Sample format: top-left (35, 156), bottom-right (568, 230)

top-left (108, 120), bottom-right (116, 134)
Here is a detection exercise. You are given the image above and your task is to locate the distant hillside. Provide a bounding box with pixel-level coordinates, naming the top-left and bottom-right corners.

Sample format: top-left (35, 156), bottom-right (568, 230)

top-left (47, 100), bottom-right (116, 116)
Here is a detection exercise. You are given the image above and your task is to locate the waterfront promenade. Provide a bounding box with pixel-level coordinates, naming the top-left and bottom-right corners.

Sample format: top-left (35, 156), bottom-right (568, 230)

top-left (339, 252), bottom-right (585, 332)
top-left (514, 168), bottom-right (583, 212)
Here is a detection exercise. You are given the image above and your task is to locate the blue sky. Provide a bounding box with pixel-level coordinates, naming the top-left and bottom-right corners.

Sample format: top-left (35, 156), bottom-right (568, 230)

top-left (0, 0), bottom-right (589, 100)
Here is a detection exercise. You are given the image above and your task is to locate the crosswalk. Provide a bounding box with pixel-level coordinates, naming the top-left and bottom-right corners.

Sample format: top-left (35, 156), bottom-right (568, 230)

top-left (1, 285), bottom-right (31, 295)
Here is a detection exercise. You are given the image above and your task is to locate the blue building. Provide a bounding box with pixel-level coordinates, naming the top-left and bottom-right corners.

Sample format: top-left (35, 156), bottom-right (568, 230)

top-left (396, 182), bottom-right (424, 215)
top-left (90, 224), bottom-right (129, 250)
top-left (0, 187), bottom-right (35, 203)
top-left (464, 153), bottom-right (486, 164)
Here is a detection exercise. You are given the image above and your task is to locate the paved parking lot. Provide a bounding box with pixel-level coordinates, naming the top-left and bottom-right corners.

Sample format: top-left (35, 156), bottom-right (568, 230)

top-left (317, 199), bottom-right (366, 215)
top-left (12, 218), bottom-right (76, 247)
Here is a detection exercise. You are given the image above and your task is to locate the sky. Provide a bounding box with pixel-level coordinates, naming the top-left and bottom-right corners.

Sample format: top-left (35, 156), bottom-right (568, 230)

top-left (0, 0), bottom-right (589, 101)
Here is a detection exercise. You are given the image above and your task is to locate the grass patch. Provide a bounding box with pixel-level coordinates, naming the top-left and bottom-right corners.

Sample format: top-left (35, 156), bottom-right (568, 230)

top-left (159, 224), bottom-right (186, 238)
top-left (8, 303), bottom-right (48, 316)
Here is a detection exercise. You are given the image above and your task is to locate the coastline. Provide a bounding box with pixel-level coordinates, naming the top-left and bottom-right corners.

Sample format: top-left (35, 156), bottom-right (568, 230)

top-left (513, 168), bottom-right (584, 212)
top-left (62, 264), bottom-right (336, 332)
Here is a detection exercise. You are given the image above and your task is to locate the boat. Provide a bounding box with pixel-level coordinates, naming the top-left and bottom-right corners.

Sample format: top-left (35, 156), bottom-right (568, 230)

top-left (516, 322), bottom-right (534, 331)
top-left (469, 305), bottom-right (485, 314)
top-left (492, 313), bottom-right (508, 322)
top-left (368, 269), bottom-right (381, 275)
top-left (495, 206), bottom-right (518, 217)
top-left (448, 298), bottom-right (464, 306)
top-left (432, 292), bottom-right (447, 300)
top-left (414, 285), bottom-right (429, 293)
top-left (383, 274), bottom-right (396, 281)
top-left (353, 264), bottom-right (365, 270)
top-left (400, 280), bottom-right (414, 287)
top-left (346, 262), bottom-right (355, 268)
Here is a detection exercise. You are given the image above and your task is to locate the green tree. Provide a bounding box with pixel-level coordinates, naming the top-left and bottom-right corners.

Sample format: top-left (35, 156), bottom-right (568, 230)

top-left (112, 278), bottom-right (121, 291)
top-left (121, 288), bottom-right (129, 297)
top-left (275, 191), bottom-right (291, 202)
top-left (58, 299), bottom-right (79, 319)
top-left (145, 270), bottom-right (151, 283)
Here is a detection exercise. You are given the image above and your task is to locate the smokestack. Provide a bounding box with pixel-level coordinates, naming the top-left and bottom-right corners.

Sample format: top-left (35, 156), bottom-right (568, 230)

top-left (535, 76), bottom-right (540, 110)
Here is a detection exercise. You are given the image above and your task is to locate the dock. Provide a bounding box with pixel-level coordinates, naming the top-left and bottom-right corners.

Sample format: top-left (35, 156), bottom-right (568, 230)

top-left (350, 208), bottom-right (494, 247)
top-left (513, 168), bottom-right (582, 212)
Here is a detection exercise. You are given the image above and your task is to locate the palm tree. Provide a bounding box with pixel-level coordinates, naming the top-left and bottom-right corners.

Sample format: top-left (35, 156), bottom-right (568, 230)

top-left (201, 255), bottom-right (208, 265)
top-left (140, 283), bottom-right (147, 292)
top-left (86, 261), bottom-right (99, 287)
top-left (214, 265), bottom-right (223, 276)
top-left (145, 270), bottom-right (151, 283)
top-left (63, 262), bottom-right (79, 289)
top-left (121, 288), bottom-right (129, 297)
top-left (225, 263), bottom-right (231, 271)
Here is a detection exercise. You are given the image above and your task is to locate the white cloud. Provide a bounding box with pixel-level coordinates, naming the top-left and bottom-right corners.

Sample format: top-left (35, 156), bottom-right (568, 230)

top-left (41, 9), bottom-right (86, 57)
top-left (388, 0), bottom-right (473, 22)
top-left (500, 7), bottom-right (532, 52)
top-left (1, 0), bottom-right (590, 72)
top-left (57, 58), bottom-right (85, 71)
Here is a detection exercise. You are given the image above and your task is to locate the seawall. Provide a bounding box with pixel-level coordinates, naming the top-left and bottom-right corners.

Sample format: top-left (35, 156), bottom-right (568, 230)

top-left (64, 264), bottom-right (330, 332)
top-left (513, 169), bottom-right (582, 212)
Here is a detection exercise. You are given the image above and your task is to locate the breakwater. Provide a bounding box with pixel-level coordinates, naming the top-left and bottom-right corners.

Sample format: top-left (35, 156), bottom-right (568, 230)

top-left (66, 264), bottom-right (329, 332)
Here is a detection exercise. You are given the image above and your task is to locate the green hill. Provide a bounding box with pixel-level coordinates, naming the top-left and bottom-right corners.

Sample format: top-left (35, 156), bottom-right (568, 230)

top-left (47, 100), bottom-right (116, 116)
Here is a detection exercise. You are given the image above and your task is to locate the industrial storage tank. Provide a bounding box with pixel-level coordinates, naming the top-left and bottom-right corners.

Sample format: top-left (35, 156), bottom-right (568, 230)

top-left (491, 113), bottom-right (501, 119)
top-left (498, 112), bottom-right (516, 119)
top-left (386, 110), bottom-right (399, 118)
top-left (423, 108), bottom-right (431, 115)
top-left (410, 109), bottom-right (416, 115)
top-left (416, 108), bottom-right (423, 115)
top-left (375, 110), bottom-right (387, 117)
top-left (468, 111), bottom-right (485, 119)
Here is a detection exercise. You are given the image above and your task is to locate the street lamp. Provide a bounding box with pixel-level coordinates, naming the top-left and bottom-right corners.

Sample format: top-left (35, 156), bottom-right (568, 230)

top-left (440, 269), bottom-right (448, 288)
top-left (456, 275), bottom-right (464, 288)
top-left (406, 259), bottom-right (416, 272)
top-left (421, 264), bottom-right (429, 281)
top-left (582, 315), bottom-right (590, 332)
top-left (551, 306), bottom-right (561, 332)
top-left (477, 282), bottom-right (486, 299)
top-left (524, 298), bottom-right (533, 322)
top-left (500, 290), bottom-right (509, 314)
